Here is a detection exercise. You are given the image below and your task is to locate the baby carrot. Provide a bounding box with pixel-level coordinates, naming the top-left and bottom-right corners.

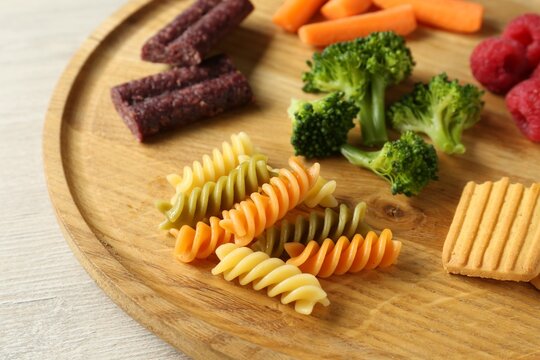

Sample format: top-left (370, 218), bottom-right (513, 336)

top-left (373, 0), bottom-right (484, 33)
top-left (298, 5), bottom-right (417, 46)
top-left (321, 0), bottom-right (372, 20)
top-left (272, 0), bottom-right (328, 33)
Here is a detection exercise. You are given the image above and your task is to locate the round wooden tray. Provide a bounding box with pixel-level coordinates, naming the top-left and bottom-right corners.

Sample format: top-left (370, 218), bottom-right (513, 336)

top-left (43, 0), bottom-right (539, 358)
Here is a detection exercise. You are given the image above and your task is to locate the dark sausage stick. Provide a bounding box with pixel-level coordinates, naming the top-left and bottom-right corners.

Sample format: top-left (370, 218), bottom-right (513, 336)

top-left (111, 54), bottom-right (253, 141)
top-left (142, 0), bottom-right (254, 66)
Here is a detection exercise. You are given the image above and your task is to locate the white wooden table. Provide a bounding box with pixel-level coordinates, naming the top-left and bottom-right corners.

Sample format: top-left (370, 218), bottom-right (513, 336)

top-left (0, 1), bottom-right (187, 358)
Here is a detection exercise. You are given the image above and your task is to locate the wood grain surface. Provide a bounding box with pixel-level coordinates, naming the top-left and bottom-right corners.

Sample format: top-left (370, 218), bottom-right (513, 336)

top-left (43, 0), bottom-right (540, 358)
top-left (0, 0), bottom-right (183, 359)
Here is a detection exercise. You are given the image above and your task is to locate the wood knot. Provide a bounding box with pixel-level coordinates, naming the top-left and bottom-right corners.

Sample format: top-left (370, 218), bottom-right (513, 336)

top-left (384, 204), bottom-right (405, 219)
top-left (366, 195), bottom-right (426, 231)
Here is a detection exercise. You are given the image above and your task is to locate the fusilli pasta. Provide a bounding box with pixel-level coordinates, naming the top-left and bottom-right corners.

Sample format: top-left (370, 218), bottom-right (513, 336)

top-left (255, 161), bottom-right (338, 208)
top-left (167, 132), bottom-right (255, 203)
top-left (169, 216), bottom-right (233, 263)
top-left (251, 202), bottom-right (370, 258)
top-left (219, 156), bottom-right (320, 246)
top-left (304, 176), bottom-right (338, 208)
top-left (158, 155), bottom-right (271, 229)
top-left (212, 243), bottom-right (330, 315)
top-left (285, 230), bottom-right (402, 278)
top-left (266, 164), bottom-right (337, 208)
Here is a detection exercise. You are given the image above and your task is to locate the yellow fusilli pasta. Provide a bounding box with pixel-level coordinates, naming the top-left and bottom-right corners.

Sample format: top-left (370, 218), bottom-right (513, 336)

top-left (167, 132), bottom-right (255, 203)
top-left (251, 202), bottom-right (370, 258)
top-left (157, 155), bottom-right (271, 229)
top-left (170, 216), bottom-right (233, 263)
top-left (303, 176), bottom-right (338, 208)
top-left (219, 156), bottom-right (320, 247)
top-left (212, 243), bottom-right (330, 315)
top-left (285, 230), bottom-right (402, 278)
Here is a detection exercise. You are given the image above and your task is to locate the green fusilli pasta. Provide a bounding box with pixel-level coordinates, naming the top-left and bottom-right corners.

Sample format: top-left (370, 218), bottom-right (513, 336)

top-left (167, 132), bottom-right (256, 203)
top-left (251, 202), bottom-right (370, 258)
top-left (157, 154), bottom-right (271, 229)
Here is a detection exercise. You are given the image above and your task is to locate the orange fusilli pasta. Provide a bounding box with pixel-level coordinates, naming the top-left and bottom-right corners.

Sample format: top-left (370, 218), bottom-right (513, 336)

top-left (170, 216), bottom-right (233, 263)
top-left (219, 156), bottom-right (320, 247)
top-left (267, 164), bottom-right (337, 208)
top-left (285, 230), bottom-right (402, 278)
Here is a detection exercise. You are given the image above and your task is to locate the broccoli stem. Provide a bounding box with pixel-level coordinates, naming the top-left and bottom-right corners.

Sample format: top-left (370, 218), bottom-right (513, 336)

top-left (340, 143), bottom-right (379, 169)
top-left (449, 126), bottom-right (466, 154)
top-left (358, 77), bottom-right (388, 147)
top-left (426, 123), bottom-right (464, 154)
top-left (426, 102), bottom-right (465, 154)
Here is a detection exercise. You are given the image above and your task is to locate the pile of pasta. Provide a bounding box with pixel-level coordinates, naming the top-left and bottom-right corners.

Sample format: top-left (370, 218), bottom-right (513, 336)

top-left (157, 132), bottom-right (403, 315)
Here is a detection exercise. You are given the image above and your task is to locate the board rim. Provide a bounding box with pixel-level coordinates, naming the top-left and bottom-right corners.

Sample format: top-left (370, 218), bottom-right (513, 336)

top-left (42, 0), bottom-right (540, 358)
top-left (42, 0), bottom-right (252, 358)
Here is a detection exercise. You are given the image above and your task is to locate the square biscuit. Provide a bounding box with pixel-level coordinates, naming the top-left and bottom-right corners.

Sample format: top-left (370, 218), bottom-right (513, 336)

top-left (442, 178), bottom-right (540, 282)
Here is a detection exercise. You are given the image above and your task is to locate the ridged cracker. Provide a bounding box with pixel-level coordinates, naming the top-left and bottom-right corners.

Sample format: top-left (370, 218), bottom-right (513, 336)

top-left (442, 178), bottom-right (540, 282)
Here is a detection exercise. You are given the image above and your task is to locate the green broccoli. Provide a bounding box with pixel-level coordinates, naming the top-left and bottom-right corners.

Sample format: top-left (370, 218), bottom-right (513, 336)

top-left (389, 73), bottom-right (484, 155)
top-left (302, 31), bottom-right (415, 147)
top-left (340, 131), bottom-right (439, 196)
top-left (289, 93), bottom-right (438, 196)
top-left (289, 92), bottom-right (358, 159)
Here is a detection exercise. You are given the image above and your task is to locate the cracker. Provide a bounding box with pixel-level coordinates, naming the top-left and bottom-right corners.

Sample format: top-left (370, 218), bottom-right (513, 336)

top-left (442, 177), bottom-right (540, 282)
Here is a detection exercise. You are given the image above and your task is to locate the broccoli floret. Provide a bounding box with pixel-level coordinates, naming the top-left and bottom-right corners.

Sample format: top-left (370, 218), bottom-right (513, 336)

top-left (288, 91), bottom-right (437, 196)
top-left (340, 131), bottom-right (438, 196)
top-left (302, 32), bottom-right (414, 147)
top-left (302, 41), bottom-right (367, 99)
top-left (389, 73), bottom-right (484, 154)
top-left (290, 92), bottom-right (358, 158)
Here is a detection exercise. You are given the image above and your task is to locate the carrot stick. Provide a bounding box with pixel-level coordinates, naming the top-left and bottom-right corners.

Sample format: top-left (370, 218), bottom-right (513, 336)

top-left (272, 0), bottom-right (328, 33)
top-left (298, 5), bottom-right (417, 46)
top-left (321, 0), bottom-right (372, 20)
top-left (373, 0), bottom-right (483, 33)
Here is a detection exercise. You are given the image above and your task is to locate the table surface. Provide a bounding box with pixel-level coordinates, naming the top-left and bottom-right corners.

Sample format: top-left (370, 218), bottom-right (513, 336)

top-left (0, 1), bottom-right (186, 358)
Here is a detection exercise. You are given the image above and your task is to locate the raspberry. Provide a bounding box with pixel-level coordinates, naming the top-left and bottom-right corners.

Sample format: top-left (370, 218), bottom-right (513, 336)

top-left (533, 63), bottom-right (540, 79)
top-left (470, 37), bottom-right (530, 94)
top-left (505, 78), bottom-right (540, 142)
top-left (502, 14), bottom-right (540, 69)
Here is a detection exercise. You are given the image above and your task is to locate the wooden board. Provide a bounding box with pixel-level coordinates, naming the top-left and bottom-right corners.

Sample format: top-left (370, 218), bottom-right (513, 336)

top-left (43, 0), bottom-right (540, 358)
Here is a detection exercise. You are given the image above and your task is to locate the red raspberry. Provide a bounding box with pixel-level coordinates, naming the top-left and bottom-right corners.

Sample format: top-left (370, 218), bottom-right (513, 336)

top-left (470, 37), bottom-right (530, 94)
top-left (505, 78), bottom-right (540, 142)
top-left (502, 14), bottom-right (540, 69)
top-left (533, 63), bottom-right (540, 79)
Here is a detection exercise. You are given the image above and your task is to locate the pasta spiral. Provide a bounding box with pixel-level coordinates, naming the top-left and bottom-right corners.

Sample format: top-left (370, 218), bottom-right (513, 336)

top-left (266, 164), bottom-right (337, 208)
top-left (251, 202), bottom-right (370, 258)
top-left (219, 157), bottom-right (320, 247)
top-left (212, 243), bottom-right (330, 315)
top-left (285, 230), bottom-right (402, 278)
top-left (170, 216), bottom-right (232, 263)
top-left (157, 154), bottom-right (271, 229)
top-left (167, 132), bottom-right (255, 202)
top-left (304, 176), bottom-right (338, 208)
